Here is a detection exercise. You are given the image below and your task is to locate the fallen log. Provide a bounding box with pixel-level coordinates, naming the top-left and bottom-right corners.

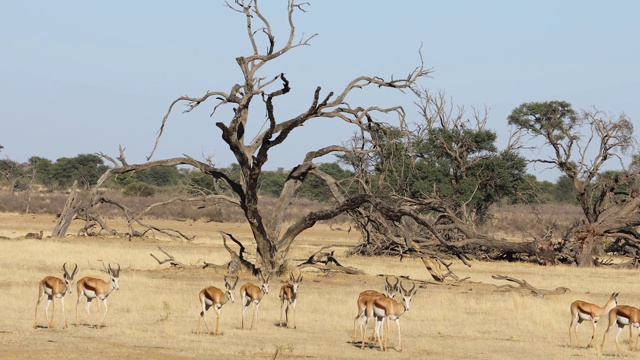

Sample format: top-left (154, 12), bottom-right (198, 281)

top-left (491, 274), bottom-right (570, 296)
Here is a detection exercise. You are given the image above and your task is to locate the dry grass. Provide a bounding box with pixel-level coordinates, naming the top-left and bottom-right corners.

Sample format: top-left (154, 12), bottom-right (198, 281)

top-left (0, 213), bottom-right (635, 359)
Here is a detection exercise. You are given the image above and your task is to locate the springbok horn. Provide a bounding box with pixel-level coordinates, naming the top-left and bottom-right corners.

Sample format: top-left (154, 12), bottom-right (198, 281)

top-left (408, 282), bottom-right (416, 294)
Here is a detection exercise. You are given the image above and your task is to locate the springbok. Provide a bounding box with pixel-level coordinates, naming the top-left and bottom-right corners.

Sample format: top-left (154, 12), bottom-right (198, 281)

top-left (569, 292), bottom-right (619, 347)
top-left (75, 263), bottom-right (121, 328)
top-left (353, 276), bottom-right (399, 343)
top-left (240, 271), bottom-right (270, 330)
top-left (33, 263), bottom-right (78, 329)
top-left (279, 271), bottom-right (303, 329)
top-left (601, 305), bottom-right (640, 356)
top-left (197, 275), bottom-right (239, 336)
top-left (364, 281), bottom-right (418, 351)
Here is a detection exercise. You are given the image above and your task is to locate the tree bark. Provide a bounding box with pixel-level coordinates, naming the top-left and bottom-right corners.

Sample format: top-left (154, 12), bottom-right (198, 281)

top-left (52, 181), bottom-right (79, 238)
top-left (576, 233), bottom-right (595, 267)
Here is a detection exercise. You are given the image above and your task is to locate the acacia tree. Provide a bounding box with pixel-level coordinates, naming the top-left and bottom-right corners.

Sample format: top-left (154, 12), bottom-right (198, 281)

top-left (0, 157), bottom-right (25, 194)
top-left (508, 101), bottom-right (640, 267)
top-left (61, 0), bottom-right (429, 275)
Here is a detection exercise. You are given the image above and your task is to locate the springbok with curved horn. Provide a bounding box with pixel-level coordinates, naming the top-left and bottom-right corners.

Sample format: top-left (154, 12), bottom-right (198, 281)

top-left (600, 305), bottom-right (640, 355)
top-left (353, 276), bottom-right (399, 342)
top-left (33, 263), bottom-right (78, 329)
top-left (365, 281), bottom-right (418, 351)
top-left (279, 271), bottom-right (303, 329)
top-left (569, 292), bottom-right (619, 347)
top-left (240, 271), bottom-right (270, 330)
top-left (75, 263), bottom-right (121, 328)
top-left (197, 275), bottom-right (238, 336)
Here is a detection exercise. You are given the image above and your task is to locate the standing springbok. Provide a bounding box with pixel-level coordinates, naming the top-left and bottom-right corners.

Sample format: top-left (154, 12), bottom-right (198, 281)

top-left (600, 305), bottom-right (640, 356)
top-left (279, 271), bottom-right (303, 329)
top-left (33, 263), bottom-right (78, 329)
top-left (75, 263), bottom-right (121, 328)
top-left (569, 292), bottom-right (619, 347)
top-left (197, 275), bottom-right (238, 336)
top-left (240, 271), bottom-right (270, 330)
top-left (364, 281), bottom-right (418, 352)
top-left (353, 276), bottom-right (399, 343)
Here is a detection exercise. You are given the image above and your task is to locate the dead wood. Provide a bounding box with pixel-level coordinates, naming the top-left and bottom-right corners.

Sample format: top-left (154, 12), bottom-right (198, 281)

top-left (297, 262), bottom-right (365, 275)
top-left (219, 231), bottom-right (257, 275)
top-left (420, 256), bottom-right (466, 282)
top-left (301, 245), bottom-right (343, 266)
top-left (89, 196), bottom-right (196, 241)
top-left (149, 231), bottom-right (261, 274)
top-left (52, 180), bottom-right (80, 238)
top-left (149, 246), bottom-right (225, 270)
top-left (594, 257), bottom-right (640, 269)
top-left (296, 245), bottom-right (364, 275)
top-left (491, 274), bottom-right (570, 296)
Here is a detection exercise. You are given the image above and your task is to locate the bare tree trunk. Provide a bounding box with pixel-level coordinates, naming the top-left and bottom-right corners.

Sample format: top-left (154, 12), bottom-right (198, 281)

top-left (25, 165), bottom-right (37, 214)
top-left (576, 233), bottom-right (596, 267)
top-left (52, 181), bottom-right (79, 238)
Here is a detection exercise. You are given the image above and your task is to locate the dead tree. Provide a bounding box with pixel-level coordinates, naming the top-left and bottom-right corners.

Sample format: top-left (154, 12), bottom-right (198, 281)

top-left (509, 102), bottom-right (640, 267)
top-left (52, 181), bottom-right (79, 238)
top-left (139, 0), bottom-right (430, 275)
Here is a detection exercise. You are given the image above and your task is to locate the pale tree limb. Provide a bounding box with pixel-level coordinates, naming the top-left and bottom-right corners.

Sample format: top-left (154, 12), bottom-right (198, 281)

top-left (296, 245), bottom-right (365, 275)
top-left (149, 246), bottom-right (226, 270)
top-left (491, 274), bottom-right (570, 296)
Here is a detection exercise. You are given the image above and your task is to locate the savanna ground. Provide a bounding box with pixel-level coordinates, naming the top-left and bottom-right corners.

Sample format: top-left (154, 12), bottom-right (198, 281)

top-left (1, 212), bottom-right (637, 359)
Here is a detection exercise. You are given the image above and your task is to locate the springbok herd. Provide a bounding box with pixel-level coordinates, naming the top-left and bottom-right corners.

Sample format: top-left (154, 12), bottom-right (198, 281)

top-left (34, 262), bottom-right (640, 354)
top-left (33, 263), bottom-right (416, 352)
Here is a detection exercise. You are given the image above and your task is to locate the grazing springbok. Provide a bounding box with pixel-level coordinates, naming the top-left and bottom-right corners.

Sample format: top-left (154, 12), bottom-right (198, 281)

top-left (363, 281), bottom-right (418, 352)
top-left (601, 305), bottom-right (640, 356)
top-left (240, 271), bottom-right (270, 330)
top-left (279, 271), bottom-right (303, 329)
top-left (197, 275), bottom-right (239, 336)
top-left (33, 263), bottom-right (78, 329)
top-left (569, 292), bottom-right (619, 347)
top-left (75, 263), bottom-right (121, 328)
top-left (353, 276), bottom-right (399, 343)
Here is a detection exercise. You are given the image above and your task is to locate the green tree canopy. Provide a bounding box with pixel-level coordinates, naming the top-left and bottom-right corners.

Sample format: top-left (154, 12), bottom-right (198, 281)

top-left (135, 166), bottom-right (182, 187)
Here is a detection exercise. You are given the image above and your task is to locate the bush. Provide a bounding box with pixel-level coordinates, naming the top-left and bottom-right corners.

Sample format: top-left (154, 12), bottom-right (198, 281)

top-left (123, 183), bottom-right (156, 197)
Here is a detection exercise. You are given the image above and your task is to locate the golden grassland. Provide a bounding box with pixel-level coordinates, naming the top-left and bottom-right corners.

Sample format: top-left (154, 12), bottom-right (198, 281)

top-left (0, 213), bottom-right (637, 359)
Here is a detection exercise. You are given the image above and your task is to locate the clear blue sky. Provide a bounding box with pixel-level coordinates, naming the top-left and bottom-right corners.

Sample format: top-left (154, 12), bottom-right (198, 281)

top-left (1, 1), bottom-right (638, 182)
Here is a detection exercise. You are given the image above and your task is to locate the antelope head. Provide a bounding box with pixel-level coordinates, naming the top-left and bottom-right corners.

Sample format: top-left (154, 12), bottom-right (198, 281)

top-left (63, 262), bottom-right (78, 294)
top-left (385, 276), bottom-right (400, 298)
top-left (108, 263), bottom-right (121, 290)
top-left (224, 275), bottom-right (239, 303)
top-left (258, 271), bottom-right (271, 294)
top-left (290, 271), bottom-right (303, 294)
top-left (399, 281), bottom-right (418, 311)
